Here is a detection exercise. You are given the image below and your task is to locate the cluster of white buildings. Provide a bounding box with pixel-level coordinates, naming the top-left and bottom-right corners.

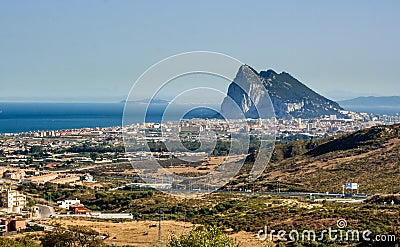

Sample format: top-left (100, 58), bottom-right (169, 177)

top-left (0, 111), bottom-right (399, 169)
top-left (0, 188), bottom-right (26, 214)
top-left (276, 112), bottom-right (400, 139)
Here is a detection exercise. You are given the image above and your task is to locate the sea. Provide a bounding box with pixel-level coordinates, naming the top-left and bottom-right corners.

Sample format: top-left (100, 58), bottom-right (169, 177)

top-left (0, 102), bottom-right (220, 134)
top-left (1, 102), bottom-right (398, 134)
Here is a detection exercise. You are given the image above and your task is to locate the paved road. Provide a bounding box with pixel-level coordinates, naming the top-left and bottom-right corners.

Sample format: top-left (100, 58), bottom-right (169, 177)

top-left (109, 184), bottom-right (369, 199)
top-left (57, 162), bottom-right (130, 173)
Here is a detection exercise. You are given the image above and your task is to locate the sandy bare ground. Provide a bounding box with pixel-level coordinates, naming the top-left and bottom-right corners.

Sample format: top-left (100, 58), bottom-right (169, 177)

top-left (35, 218), bottom-right (265, 246)
top-left (230, 231), bottom-right (272, 247)
top-left (38, 219), bottom-right (193, 246)
top-left (165, 155), bottom-right (247, 177)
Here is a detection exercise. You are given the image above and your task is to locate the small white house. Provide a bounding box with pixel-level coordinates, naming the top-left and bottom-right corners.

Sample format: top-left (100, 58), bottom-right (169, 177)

top-left (57, 199), bottom-right (80, 209)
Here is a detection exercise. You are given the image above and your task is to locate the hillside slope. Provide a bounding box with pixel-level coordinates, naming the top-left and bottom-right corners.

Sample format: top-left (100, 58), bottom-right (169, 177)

top-left (236, 124), bottom-right (400, 194)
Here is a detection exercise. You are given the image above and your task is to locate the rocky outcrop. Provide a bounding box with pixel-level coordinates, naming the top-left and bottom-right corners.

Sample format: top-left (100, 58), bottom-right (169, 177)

top-left (221, 65), bottom-right (344, 119)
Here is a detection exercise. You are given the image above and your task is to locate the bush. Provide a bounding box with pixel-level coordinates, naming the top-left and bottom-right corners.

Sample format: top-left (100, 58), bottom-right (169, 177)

top-left (0, 237), bottom-right (40, 247)
top-left (40, 224), bottom-right (105, 247)
top-left (167, 225), bottom-right (240, 247)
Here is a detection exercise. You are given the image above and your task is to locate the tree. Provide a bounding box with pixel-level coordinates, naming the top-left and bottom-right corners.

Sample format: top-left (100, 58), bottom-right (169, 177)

top-left (40, 225), bottom-right (105, 247)
top-left (168, 225), bottom-right (240, 247)
top-left (30, 145), bottom-right (44, 157)
top-left (25, 156), bottom-right (33, 165)
top-left (90, 152), bottom-right (99, 162)
top-left (0, 236), bottom-right (40, 247)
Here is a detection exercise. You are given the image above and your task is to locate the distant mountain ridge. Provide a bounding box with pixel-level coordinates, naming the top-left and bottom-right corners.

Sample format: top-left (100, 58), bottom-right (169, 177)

top-left (339, 96), bottom-right (400, 107)
top-left (121, 99), bottom-right (169, 104)
top-left (221, 65), bottom-right (345, 119)
top-left (338, 96), bottom-right (400, 115)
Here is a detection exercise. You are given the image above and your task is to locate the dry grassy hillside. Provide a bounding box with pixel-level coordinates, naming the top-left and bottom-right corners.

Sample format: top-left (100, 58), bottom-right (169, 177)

top-left (236, 124), bottom-right (400, 194)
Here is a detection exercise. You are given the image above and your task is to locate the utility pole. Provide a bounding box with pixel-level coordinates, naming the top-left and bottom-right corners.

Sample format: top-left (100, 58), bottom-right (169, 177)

top-left (158, 207), bottom-right (163, 242)
top-left (277, 181), bottom-right (280, 194)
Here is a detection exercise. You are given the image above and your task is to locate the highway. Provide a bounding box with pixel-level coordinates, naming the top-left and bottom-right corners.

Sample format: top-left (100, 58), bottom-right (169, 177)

top-left (110, 183), bottom-right (369, 200)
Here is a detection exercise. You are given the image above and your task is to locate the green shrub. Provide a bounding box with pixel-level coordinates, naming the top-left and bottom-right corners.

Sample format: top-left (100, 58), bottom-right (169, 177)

top-left (0, 237), bottom-right (40, 247)
top-left (167, 225), bottom-right (240, 247)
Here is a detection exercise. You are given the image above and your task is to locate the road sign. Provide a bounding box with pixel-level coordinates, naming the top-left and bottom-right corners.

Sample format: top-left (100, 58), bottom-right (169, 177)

top-left (345, 183), bottom-right (358, 190)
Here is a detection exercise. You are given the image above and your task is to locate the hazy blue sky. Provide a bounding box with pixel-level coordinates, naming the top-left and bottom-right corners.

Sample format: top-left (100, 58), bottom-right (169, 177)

top-left (1, 0), bottom-right (399, 102)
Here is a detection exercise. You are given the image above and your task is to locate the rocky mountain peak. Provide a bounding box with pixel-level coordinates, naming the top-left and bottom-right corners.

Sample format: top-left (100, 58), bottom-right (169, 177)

top-left (259, 69), bottom-right (277, 78)
top-left (221, 65), bottom-right (345, 119)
